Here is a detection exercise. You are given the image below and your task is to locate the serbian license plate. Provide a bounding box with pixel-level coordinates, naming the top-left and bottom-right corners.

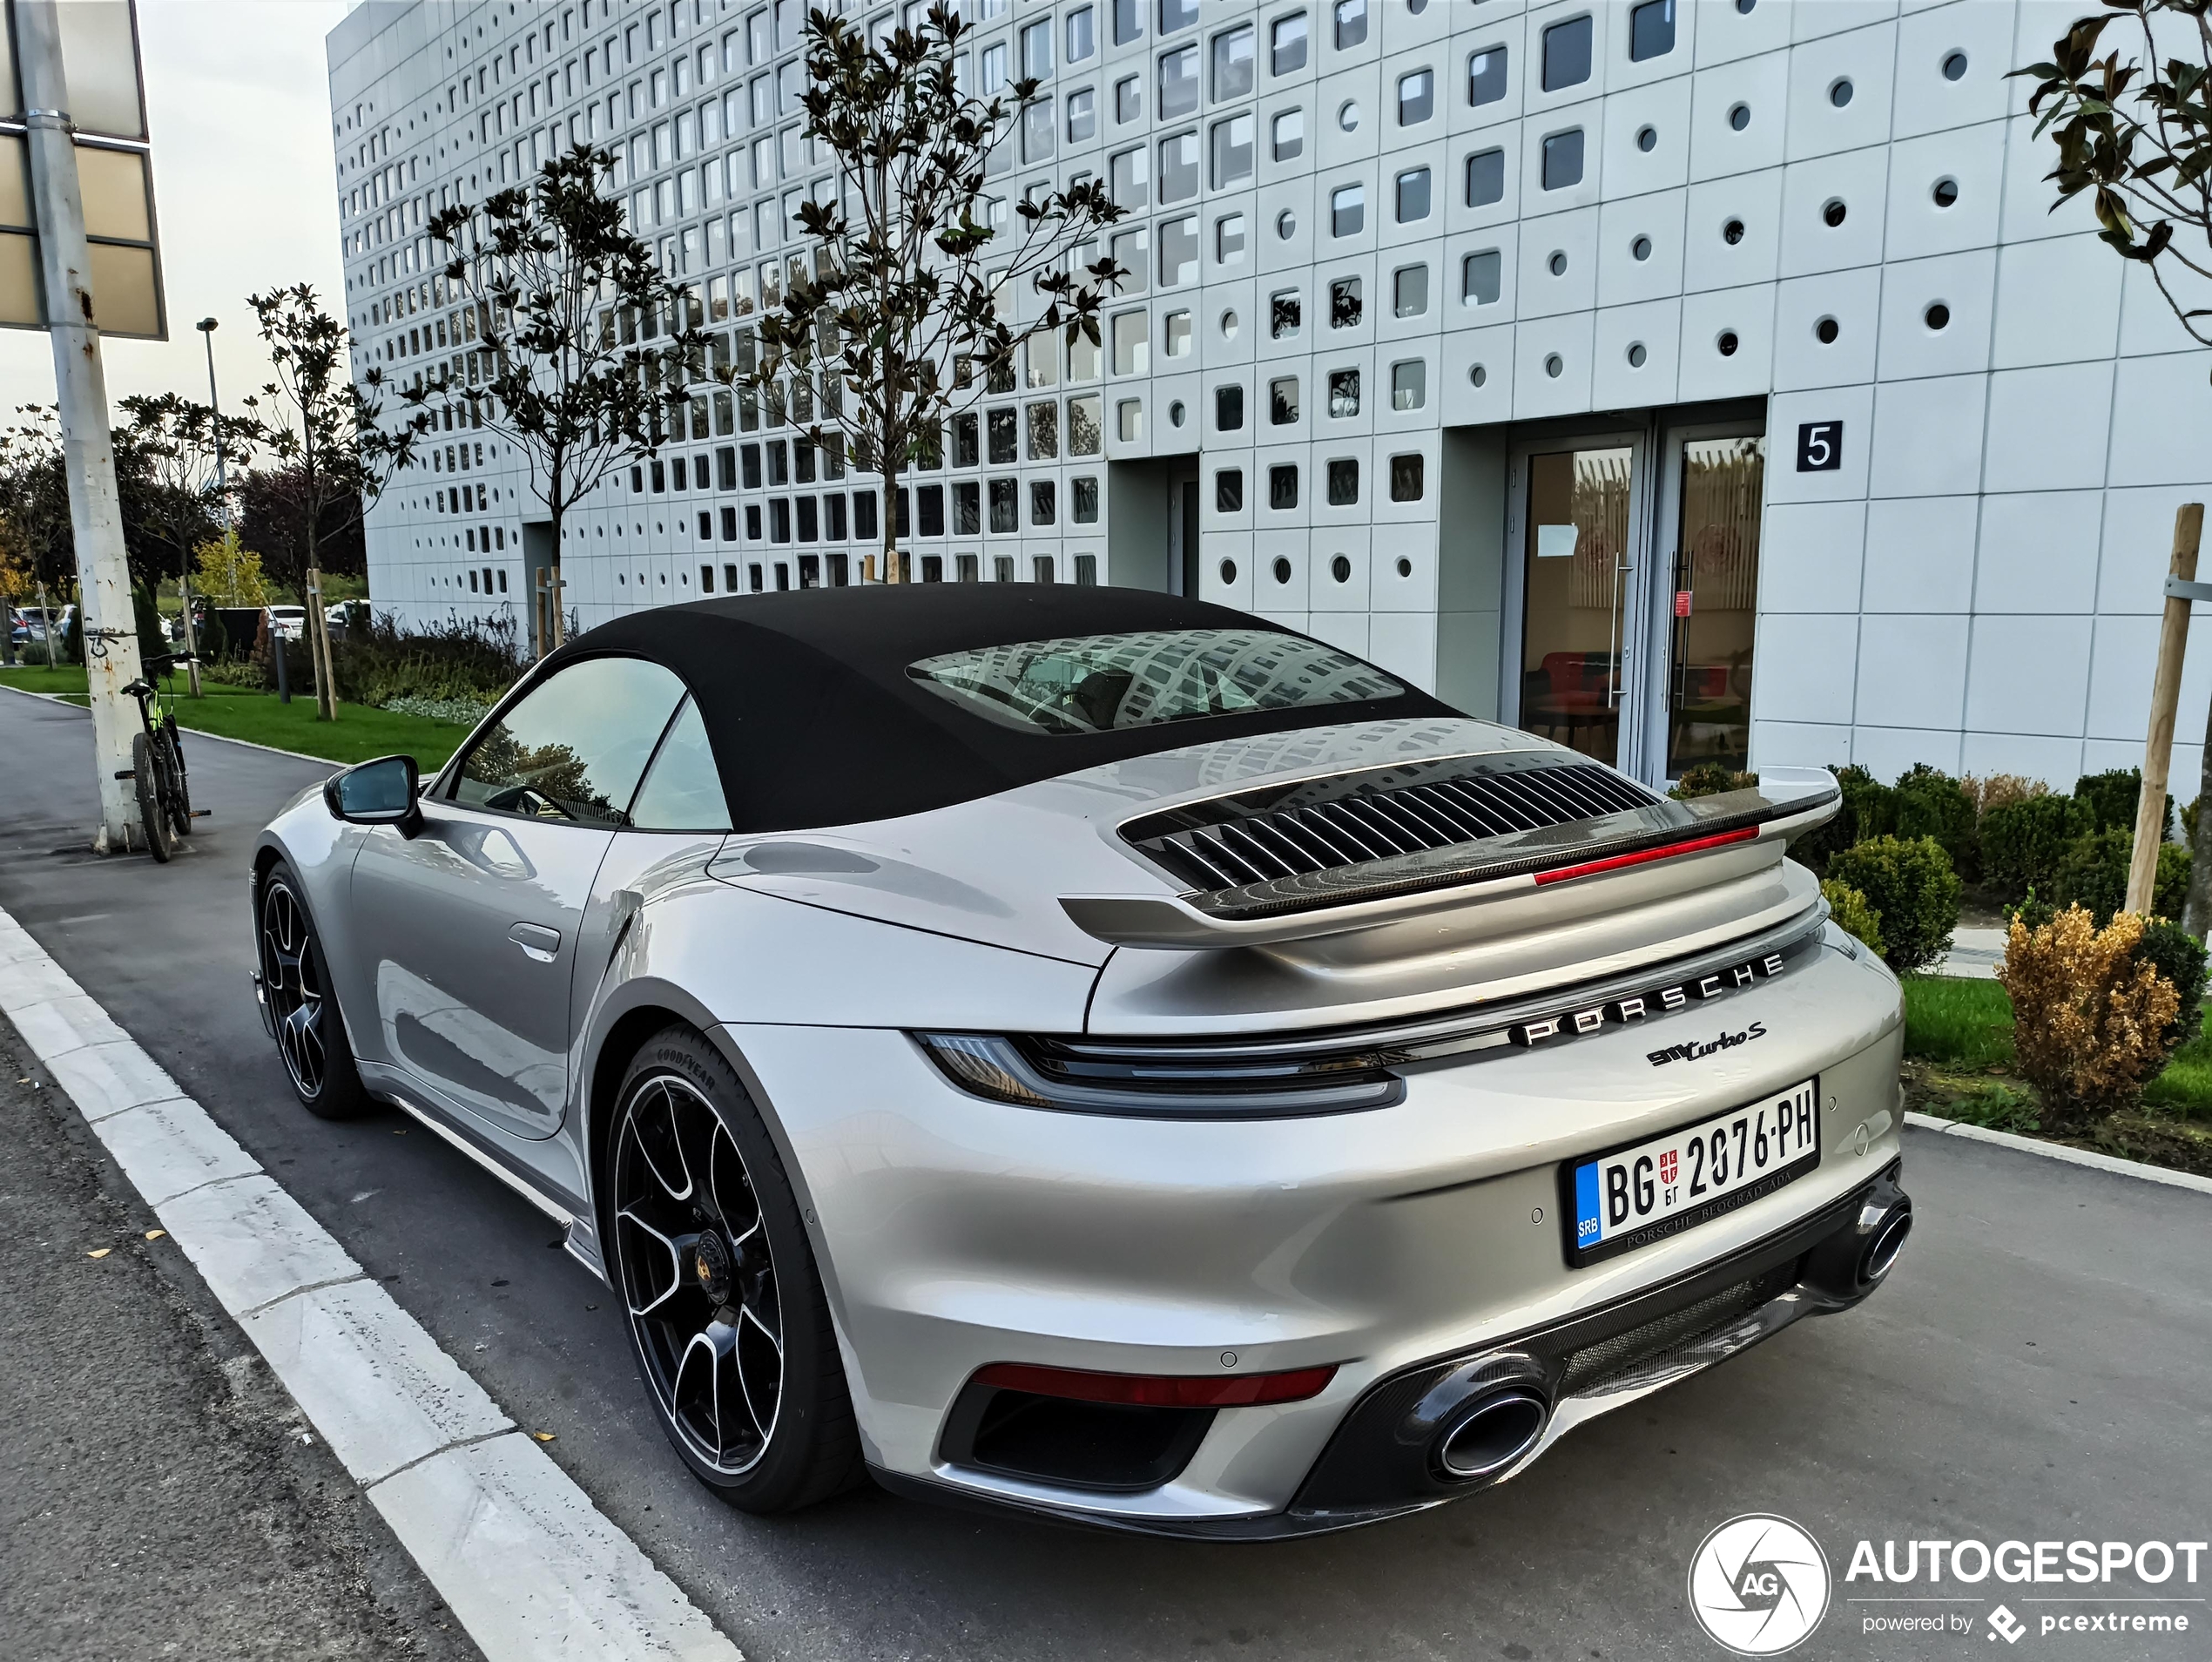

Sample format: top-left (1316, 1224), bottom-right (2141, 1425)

top-left (1565, 1078), bottom-right (1820, 1267)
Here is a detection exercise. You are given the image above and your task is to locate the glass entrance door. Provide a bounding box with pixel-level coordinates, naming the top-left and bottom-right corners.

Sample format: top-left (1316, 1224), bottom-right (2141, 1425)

top-left (1657, 435), bottom-right (1765, 776)
top-left (1515, 443), bottom-right (1641, 767)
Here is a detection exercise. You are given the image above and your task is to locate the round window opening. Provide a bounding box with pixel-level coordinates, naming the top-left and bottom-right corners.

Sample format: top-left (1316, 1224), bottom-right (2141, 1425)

top-left (1635, 125), bottom-right (1657, 153)
top-left (1543, 353), bottom-right (1564, 379)
top-left (1338, 100), bottom-right (1360, 132)
top-left (1276, 209), bottom-right (1297, 239)
top-left (1942, 51), bottom-right (1969, 82)
top-left (1627, 341), bottom-right (1648, 368)
top-left (1816, 316), bottom-right (1839, 345)
top-left (1218, 557), bottom-right (1238, 584)
top-left (1728, 103), bottom-right (1751, 132)
top-left (1829, 78), bottom-right (1853, 108)
top-left (1330, 554), bottom-right (1352, 584)
top-left (1548, 250), bottom-right (1568, 276)
top-left (1271, 556), bottom-right (1293, 585)
top-left (1221, 309), bottom-right (1240, 338)
top-left (1736, 0), bottom-right (1756, 12)
top-left (1168, 401), bottom-right (1186, 427)
top-left (1631, 234), bottom-right (1652, 261)
top-left (1396, 557), bottom-right (1413, 578)
top-left (1925, 302), bottom-right (1951, 331)
top-left (1469, 363), bottom-right (1488, 388)
top-left (1717, 331), bottom-right (1740, 357)
top-left (1823, 199), bottom-right (1847, 228)
top-left (1723, 218), bottom-right (1745, 246)
top-left (1932, 178), bottom-right (1959, 208)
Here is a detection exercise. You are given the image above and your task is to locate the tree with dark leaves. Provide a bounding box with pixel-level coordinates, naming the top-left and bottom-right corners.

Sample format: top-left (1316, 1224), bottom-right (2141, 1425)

top-left (740, 3), bottom-right (1125, 584)
top-left (412, 142), bottom-right (701, 653)
top-left (246, 285), bottom-right (422, 721)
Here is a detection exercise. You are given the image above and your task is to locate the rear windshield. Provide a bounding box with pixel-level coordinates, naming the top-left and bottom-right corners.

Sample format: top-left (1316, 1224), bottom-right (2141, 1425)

top-left (907, 627), bottom-right (1405, 736)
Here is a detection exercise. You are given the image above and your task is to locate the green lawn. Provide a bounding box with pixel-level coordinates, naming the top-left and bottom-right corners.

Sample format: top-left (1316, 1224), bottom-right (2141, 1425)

top-left (0, 665), bottom-right (474, 770)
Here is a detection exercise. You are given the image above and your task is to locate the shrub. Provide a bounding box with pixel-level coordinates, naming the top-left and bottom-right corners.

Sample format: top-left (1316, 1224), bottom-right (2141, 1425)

top-left (1892, 764), bottom-right (1979, 882)
top-left (1980, 794), bottom-right (2094, 902)
top-left (1826, 835), bottom-right (1961, 974)
top-left (131, 584), bottom-right (165, 665)
top-left (2051, 827), bottom-right (2191, 926)
top-left (2074, 767), bottom-right (2172, 839)
top-left (1996, 905), bottom-right (2181, 1131)
top-left (1819, 878), bottom-right (1885, 960)
top-left (1962, 773), bottom-right (2047, 817)
top-left (1791, 764), bottom-right (1892, 876)
top-left (1671, 763), bottom-right (1757, 801)
top-left (330, 611), bottom-right (527, 708)
top-left (2135, 916), bottom-right (2209, 1050)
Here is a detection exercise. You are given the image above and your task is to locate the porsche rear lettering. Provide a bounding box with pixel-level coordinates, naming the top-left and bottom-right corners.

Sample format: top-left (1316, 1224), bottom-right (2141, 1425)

top-left (1507, 953), bottom-right (1786, 1050)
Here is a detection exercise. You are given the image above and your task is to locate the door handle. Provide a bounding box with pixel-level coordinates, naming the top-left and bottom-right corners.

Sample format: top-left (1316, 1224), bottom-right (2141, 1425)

top-left (509, 922), bottom-right (562, 963)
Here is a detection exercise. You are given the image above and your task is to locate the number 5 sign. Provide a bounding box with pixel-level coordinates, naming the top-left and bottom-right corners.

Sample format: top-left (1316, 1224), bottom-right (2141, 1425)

top-left (1797, 421), bottom-right (1843, 471)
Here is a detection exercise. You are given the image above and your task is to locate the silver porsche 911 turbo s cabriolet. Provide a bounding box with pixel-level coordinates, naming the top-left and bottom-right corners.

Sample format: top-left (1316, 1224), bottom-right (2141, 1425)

top-left (251, 584), bottom-right (1910, 1535)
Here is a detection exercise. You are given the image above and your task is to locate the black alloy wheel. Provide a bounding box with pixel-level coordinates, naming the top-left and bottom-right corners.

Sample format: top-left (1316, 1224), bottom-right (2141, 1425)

top-left (610, 1027), bottom-right (863, 1512)
top-left (256, 862), bottom-right (368, 1118)
top-left (131, 731), bottom-right (169, 862)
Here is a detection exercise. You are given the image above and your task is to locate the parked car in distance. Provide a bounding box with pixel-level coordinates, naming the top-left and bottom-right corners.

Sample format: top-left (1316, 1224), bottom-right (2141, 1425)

top-left (267, 605), bottom-right (308, 642)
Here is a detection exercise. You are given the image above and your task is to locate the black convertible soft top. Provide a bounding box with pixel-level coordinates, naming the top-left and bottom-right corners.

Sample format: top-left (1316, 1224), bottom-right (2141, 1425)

top-left (535, 584), bottom-right (1453, 833)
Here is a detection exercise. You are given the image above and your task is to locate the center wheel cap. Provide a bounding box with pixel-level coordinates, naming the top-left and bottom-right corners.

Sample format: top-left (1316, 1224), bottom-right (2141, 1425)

top-left (691, 1230), bottom-right (733, 1302)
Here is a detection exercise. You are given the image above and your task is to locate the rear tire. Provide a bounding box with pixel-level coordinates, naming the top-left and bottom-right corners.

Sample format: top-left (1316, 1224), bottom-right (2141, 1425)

top-left (606, 1026), bottom-right (866, 1513)
top-left (256, 861), bottom-right (369, 1119)
top-left (132, 732), bottom-right (170, 862)
top-left (160, 716), bottom-right (192, 837)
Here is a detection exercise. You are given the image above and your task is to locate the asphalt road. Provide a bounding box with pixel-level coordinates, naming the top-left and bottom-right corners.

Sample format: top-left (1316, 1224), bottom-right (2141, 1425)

top-left (0, 685), bottom-right (2206, 1662)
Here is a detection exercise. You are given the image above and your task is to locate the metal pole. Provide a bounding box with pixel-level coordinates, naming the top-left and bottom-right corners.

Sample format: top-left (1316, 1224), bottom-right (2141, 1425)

top-left (17, 0), bottom-right (146, 854)
top-left (175, 317), bottom-right (226, 699)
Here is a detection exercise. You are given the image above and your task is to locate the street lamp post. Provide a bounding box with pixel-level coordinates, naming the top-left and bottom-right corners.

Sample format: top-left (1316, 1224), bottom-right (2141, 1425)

top-left (183, 317), bottom-right (229, 699)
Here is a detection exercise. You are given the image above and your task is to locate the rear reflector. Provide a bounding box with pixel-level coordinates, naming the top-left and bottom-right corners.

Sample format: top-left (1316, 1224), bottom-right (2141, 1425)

top-left (973, 1361), bottom-right (1337, 1409)
top-left (1531, 825), bottom-right (1759, 887)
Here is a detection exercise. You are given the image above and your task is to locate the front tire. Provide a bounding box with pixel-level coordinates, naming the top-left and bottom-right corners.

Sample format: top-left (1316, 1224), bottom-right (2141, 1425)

top-left (256, 861), bottom-right (369, 1118)
top-left (160, 716), bottom-right (192, 837)
top-left (607, 1026), bottom-right (864, 1513)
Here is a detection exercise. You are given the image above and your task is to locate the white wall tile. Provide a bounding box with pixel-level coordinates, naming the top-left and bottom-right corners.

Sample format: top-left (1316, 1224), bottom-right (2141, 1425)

top-left (1772, 266), bottom-right (1882, 390)
top-left (1440, 321), bottom-right (1516, 423)
top-left (1784, 22), bottom-right (1898, 160)
top-left (1516, 203), bottom-right (1600, 317)
top-left (1761, 499), bottom-right (1868, 612)
top-left (1595, 186), bottom-right (1687, 306)
top-left (1751, 719), bottom-right (1854, 773)
top-left (1683, 166), bottom-right (1784, 293)
top-left (2097, 485), bottom-right (2212, 614)
top-left (1597, 73), bottom-right (1694, 198)
top-left (1965, 614), bottom-right (2094, 736)
top-left (1997, 110), bottom-right (2100, 246)
top-left (1310, 524), bottom-right (1372, 610)
top-left (1677, 281), bottom-right (1776, 401)
top-left (1875, 247), bottom-right (1995, 381)
top-left (1369, 608), bottom-right (1440, 691)
top-left (2117, 255), bottom-right (2212, 360)
top-left (1696, 0), bottom-right (1792, 67)
top-left (1973, 490), bottom-right (2104, 615)
top-left (1512, 308), bottom-right (1596, 416)
top-left (1959, 730), bottom-right (2083, 789)
top-left (1765, 382), bottom-right (1875, 504)
top-left (1854, 613), bottom-right (1968, 729)
top-left (2080, 612), bottom-right (2212, 745)
top-left (1863, 494), bottom-right (1979, 613)
top-left (1591, 296), bottom-right (1682, 407)
top-left (2107, 351), bottom-right (2212, 489)
top-left (1990, 233), bottom-right (2123, 369)
top-left (1868, 372), bottom-right (1986, 499)
top-left (1980, 361), bottom-right (2114, 497)
top-left (1794, 2), bottom-right (1898, 45)
top-left (1689, 50), bottom-right (1791, 181)
top-left (1777, 146), bottom-right (1891, 277)
top-left (1892, 0), bottom-right (2016, 138)
top-left (1752, 612), bottom-right (1860, 726)
top-left (1881, 121), bottom-right (2003, 261)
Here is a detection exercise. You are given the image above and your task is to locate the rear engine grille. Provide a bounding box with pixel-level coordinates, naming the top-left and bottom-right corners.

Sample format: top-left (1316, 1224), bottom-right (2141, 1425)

top-left (1124, 756), bottom-right (1659, 892)
top-left (1554, 1260), bottom-right (1799, 1397)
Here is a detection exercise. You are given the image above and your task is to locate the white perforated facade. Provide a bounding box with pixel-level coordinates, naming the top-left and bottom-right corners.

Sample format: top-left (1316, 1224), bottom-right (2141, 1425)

top-left (328, 0), bottom-right (2212, 791)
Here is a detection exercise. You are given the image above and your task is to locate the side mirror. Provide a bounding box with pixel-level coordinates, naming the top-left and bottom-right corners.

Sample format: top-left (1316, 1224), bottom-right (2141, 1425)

top-left (325, 754), bottom-right (422, 836)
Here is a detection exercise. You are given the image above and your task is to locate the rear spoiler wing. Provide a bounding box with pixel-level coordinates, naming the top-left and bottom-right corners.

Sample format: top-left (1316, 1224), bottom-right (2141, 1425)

top-left (1061, 767), bottom-right (1840, 950)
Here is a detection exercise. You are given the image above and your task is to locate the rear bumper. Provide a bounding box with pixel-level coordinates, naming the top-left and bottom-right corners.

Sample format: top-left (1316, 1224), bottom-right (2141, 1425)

top-left (870, 1161), bottom-right (1908, 1537)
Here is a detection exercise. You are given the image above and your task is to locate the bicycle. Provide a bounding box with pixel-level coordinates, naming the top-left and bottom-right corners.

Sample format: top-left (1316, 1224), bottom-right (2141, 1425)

top-left (118, 652), bottom-right (206, 861)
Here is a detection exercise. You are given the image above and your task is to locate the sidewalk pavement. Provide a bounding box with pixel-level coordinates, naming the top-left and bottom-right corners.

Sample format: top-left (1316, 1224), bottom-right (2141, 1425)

top-left (1930, 925), bottom-right (2006, 979)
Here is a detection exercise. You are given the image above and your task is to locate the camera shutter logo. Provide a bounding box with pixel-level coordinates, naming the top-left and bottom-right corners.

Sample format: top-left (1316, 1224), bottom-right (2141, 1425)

top-left (1687, 1514), bottom-right (1831, 1655)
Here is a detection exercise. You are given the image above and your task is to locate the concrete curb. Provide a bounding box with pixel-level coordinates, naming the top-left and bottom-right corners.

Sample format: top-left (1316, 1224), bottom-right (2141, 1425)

top-left (0, 902), bottom-right (744, 1662)
top-left (1903, 1110), bottom-right (2212, 1197)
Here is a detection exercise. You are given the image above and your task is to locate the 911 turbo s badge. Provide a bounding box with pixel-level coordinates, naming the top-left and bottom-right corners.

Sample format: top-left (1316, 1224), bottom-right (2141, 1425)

top-left (1507, 952), bottom-right (1788, 1051)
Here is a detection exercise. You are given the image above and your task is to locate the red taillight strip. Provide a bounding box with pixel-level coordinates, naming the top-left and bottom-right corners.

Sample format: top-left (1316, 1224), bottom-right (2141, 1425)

top-left (1529, 824), bottom-right (1760, 887)
top-left (973, 1361), bottom-right (1338, 1409)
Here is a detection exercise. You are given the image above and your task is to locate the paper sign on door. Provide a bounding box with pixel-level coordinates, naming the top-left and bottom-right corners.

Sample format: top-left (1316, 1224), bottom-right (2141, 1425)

top-left (1535, 524), bottom-right (1579, 559)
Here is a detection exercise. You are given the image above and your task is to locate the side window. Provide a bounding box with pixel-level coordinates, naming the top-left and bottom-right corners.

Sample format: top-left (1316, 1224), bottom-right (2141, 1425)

top-left (453, 656), bottom-right (687, 824)
top-left (628, 697), bottom-right (732, 831)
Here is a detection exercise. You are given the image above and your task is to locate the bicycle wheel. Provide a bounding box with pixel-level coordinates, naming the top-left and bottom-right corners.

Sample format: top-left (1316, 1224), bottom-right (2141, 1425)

top-left (158, 715), bottom-right (192, 838)
top-left (132, 732), bottom-right (171, 862)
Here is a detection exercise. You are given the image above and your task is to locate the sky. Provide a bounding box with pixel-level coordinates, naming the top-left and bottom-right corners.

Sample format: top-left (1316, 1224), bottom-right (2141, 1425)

top-left (1, 0), bottom-right (353, 420)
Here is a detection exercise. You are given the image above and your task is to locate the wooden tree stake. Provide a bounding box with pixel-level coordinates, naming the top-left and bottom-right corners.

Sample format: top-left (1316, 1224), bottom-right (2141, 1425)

top-left (2129, 503), bottom-right (2206, 915)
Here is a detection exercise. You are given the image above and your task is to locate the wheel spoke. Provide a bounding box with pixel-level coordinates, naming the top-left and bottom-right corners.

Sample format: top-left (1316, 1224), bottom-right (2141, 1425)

top-left (671, 1322), bottom-right (738, 1463)
top-left (629, 1082), bottom-right (692, 1205)
top-left (735, 1301), bottom-right (782, 1442)
top-left (615, 1207), bottom-right (697, 1317)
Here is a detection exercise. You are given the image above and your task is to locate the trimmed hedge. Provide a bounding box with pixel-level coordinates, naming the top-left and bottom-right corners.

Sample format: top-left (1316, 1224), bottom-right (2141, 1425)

top-left (2074, 767), bottom-right (2173, 840)
top-left (2051, 827), bottom-right (2191, 926)
top-left (1826, 834), bottom-right (1962, 975)
top-left (1819, 878), bottom-right (1886, 961)
top-left (1892, 764), bottom-right (1979, 882)
top-left (1981, 794), bottom-right (2094, 902)
top-left (2136, 916), bottom-right (2209, 1049)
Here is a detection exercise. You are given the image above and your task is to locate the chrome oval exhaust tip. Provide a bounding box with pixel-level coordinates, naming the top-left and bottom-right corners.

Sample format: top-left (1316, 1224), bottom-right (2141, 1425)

top-left (1859, 1201), bottom-right (1912, 1285)
top-left (1435, 1388), bottom-right (1550, 1482)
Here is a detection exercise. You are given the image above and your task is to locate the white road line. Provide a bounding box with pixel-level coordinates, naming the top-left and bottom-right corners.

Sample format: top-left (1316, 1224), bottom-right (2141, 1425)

top-left (0, 903), bottom-right (745, 1662)
top-left (1903, 1110), bottom-right (2212, 1197)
